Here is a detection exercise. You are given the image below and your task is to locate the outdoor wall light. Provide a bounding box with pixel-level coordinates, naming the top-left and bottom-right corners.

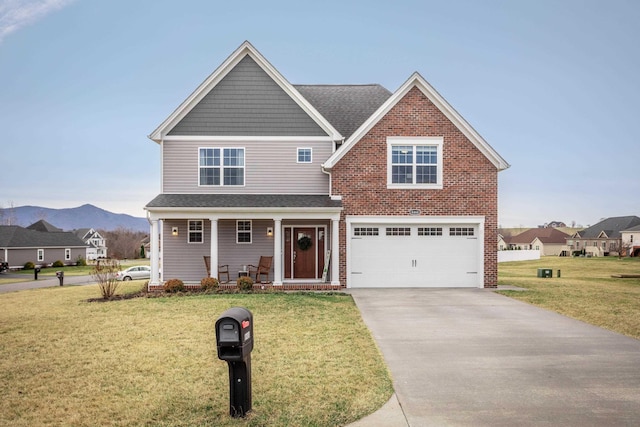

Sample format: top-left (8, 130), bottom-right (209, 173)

top-left (266, 227), bottom-right (273, 237)
top-left (172, 227), bottom-right (179, 236)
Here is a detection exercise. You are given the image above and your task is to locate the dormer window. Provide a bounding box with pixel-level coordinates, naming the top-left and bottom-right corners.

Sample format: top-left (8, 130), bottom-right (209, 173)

top-left (387, 137), bottom-right (443, 189)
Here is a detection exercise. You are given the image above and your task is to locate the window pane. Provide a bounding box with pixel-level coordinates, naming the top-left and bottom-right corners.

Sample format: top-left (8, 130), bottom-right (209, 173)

top-left (392, 165), bottom-right (413, 183)
top-left (224, 168), bottom-right (244, 186)
top-left (392, 146), bottom-right (413, 164)
top-left (416, 165), bottom-right (437, 184)
top-left (199, 168), bottom-right (219, 185)
top-left (224, 148), bottom-right (244, 167)
top-left (199, 148), bottom-right (219, 166)
top-left (416, 146), bottom-right (437, 164)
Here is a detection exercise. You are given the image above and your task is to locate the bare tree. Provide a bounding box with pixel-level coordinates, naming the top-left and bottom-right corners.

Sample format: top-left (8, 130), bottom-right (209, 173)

top-left (0, 201), bottom-right (18, 226)
top-left (100, 227), bottom-right (148, 259)
top-left (91, 258), bottom-right (121, 299)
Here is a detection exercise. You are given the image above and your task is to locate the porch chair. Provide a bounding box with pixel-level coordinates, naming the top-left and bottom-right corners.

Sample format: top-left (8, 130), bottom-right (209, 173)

top-left (203, 256), bottom-right (230, 283)
top-left (248, 256), bottom-right (273, 283)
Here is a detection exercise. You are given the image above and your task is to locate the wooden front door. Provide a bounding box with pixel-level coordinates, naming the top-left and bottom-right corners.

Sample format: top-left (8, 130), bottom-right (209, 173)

top-left (293, 227), bottom-right (316, 279)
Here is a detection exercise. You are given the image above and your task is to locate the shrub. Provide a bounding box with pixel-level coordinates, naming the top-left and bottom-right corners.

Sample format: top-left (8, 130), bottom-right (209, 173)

top-left (236, 276), bottom-right (254, 291)
top-left (52, 260), bottom-right (64, 268)
top-left (200, 277), bottom-right (219, 291)
top-left (91, 259), bottom-right (121, 299)
top-left (163, 279), bottom-right (185, 293)
top-left (23, 261), bottom-right (35, 270)
top-left (75, 256), bottom-right (87, 266)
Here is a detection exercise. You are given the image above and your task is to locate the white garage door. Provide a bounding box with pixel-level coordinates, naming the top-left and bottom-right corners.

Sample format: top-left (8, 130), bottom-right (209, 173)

top-left (349, 223), bottom-right (481, 288)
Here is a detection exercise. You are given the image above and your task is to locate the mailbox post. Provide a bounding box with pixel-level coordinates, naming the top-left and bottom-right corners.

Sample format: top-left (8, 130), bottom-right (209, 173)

top-left (56, 271), bottom-right (64, 286)
top-left (215, 307), bottom-right (254, 418)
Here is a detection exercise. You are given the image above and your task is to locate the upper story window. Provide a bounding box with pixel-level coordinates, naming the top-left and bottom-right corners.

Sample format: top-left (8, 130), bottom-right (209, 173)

top-left (387, 137), bottom-right (443, 189)
top-left (297, 148), bottom-right (312, 163)
top-left (199, 148), bottom-right (245, 186)
top-left (188, 220), bottom-right (204, 243)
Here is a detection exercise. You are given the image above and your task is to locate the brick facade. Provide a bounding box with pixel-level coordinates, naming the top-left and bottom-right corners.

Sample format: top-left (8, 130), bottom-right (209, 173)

top-left (332, 86), bottom-right (499, 287)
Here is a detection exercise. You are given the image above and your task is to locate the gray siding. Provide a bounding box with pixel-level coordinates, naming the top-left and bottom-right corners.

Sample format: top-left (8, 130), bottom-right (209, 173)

top-left (168, 56), bottom-right (327, 137)
top-left (162, 219), bottom-right (275, 283)
top-left (162, 140), bottom-right (331, 194)
top-left (6, 247), bottom-right (86, 268)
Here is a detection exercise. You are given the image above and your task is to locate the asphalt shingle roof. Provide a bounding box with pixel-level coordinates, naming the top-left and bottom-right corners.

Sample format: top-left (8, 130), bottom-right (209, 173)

top-left (0, 225), bottom-right (88, 248)
top-left (145, 194), bottom-right (342, 209)
top-left (509, 227), bottom-right (571, 244)
top-left (575, 216), bottom-right (640, 239)
top-left (294, 84), bottom-right (392, 139)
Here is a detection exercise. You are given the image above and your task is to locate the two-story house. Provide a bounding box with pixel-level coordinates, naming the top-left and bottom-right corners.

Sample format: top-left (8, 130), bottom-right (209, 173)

top-left (73, 228), bottom-right (107, 260)
top-left (145, 42), bottom-right (509, 289)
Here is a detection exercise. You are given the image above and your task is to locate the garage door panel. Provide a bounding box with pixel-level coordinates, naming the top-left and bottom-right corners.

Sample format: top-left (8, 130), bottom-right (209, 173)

top-left (350, 223), bottom-right (480, 288)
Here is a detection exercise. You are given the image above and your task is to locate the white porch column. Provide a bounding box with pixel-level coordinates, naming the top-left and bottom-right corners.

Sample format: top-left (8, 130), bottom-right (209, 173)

top-left (331, 219), bottom-right (340, 285)
top-left (210, 218), bottom-right (219, 279)
top-left (150, 219), bottom-right (160, 286)
top-left (273, 218), bottom-right (282, 286)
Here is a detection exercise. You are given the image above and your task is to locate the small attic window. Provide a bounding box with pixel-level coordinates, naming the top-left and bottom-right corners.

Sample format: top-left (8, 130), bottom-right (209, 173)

top-left (297, 148), bottom-right (312, 163)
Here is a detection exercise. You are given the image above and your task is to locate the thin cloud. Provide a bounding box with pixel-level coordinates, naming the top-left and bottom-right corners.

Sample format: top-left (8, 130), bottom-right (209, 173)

top-left (0, 0), bottom-right (76, 42)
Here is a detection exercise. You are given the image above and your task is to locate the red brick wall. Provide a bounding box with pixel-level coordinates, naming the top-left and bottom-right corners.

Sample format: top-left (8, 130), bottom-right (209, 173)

top-left (332, 86), bottom-right (499, 287)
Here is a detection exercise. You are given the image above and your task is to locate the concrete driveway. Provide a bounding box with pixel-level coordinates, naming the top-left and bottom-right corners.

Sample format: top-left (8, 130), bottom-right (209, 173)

top-left (348, 288), bottom-right (640, 426)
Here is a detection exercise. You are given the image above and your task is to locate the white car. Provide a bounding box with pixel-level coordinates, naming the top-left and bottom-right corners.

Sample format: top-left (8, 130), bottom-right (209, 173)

top-left (116, 266), bottom-right (151, 281)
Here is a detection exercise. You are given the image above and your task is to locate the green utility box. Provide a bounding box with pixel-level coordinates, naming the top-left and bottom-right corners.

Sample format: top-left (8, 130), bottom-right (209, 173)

top-left (537, 268), bottom-right (553, 278)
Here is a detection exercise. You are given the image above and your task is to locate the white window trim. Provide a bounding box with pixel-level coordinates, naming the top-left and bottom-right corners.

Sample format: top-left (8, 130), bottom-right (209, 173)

top-left (188, 220), bottom-right (204, 244)
top-left (65, 249), bottom-right (71, 261)
top-left (387, 136), bottom-right (443, 189)
top-left (297, 147), bottom-right (312, 163)
top-left (37, 249), bottom-right (44, 262)
top-left (236, 220), bottom-right (252, 244)
top-left (198, 147), bottom-right (246, 187)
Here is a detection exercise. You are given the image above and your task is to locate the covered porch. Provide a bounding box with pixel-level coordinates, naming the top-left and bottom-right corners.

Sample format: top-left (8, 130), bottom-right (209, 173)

top-left (145, 194), bottom-right (342, 289)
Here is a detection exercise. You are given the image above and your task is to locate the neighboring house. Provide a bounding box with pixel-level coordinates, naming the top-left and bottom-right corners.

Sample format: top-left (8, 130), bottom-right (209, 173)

top-left (73, 228), bottom-right (108, 260)
top-left (563, 216), bottom-right (640, 256)
top-left (504, 228), bottom-right (570, 256)
top-left (621, 225), bottom-right (640, 257)
top-left (144, 41), bottom-right (509, 289)
top-left (0, 220), bottom-right (88, 268)
top-left (542, 221), bottom-right (566, 228)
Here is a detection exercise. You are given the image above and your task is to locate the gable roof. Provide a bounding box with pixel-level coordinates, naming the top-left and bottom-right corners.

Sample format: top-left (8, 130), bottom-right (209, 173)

top-left (574, 216), bottom-right (640, 239)
top-left (27, 220), bottom-right (63, 233)
top-left (0, 225), bottom-right (88, 248)
top-left (323, 72), bottom-right (510, 170)
top-left (149, 41), bottom-right (342, 142)
top-left (294, 84), bottom-right (392, 140)
top-left (510, 227), bottom-right (571, 245)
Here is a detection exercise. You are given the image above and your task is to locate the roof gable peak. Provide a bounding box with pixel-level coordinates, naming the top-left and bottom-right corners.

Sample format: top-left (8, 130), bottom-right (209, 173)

top-left (149, 41), bottom-right (341, 142)
top-left (323, 72), bottom-right (509, 170)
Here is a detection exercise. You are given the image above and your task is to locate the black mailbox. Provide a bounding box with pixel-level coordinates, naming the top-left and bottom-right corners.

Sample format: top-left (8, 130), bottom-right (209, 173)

top-left (216, 307), bottom-right (253, 361)
top-left (215, 307), bottom-right (254, 418)
top-left (56, 271), bottom-right (64, 286)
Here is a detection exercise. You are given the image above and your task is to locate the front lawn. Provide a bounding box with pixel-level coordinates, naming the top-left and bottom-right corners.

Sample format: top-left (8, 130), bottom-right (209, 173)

top-left (0, 283), bottom-right (392, 426)
top-left (498, 256), bottom-right (640, 339)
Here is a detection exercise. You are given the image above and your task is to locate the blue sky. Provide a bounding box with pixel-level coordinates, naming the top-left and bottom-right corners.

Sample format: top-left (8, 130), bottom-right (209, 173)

top-left (1, 0), bottom-right (638, 227)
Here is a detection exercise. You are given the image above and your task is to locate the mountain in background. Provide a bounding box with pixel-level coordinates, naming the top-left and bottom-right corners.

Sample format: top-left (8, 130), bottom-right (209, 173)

top-left (0, 204), bottom-right (148, 233)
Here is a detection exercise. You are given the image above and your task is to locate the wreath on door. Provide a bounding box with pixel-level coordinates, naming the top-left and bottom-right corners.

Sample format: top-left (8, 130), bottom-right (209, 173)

top-left (297, 235), bottom-right (313, 251)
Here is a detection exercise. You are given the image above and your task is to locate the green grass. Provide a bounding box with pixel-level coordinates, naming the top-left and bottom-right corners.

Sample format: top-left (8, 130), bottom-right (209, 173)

top-left (0, 282), bottom-right (392, 426)
top-left (498, 256), bottom-right (640, 339)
